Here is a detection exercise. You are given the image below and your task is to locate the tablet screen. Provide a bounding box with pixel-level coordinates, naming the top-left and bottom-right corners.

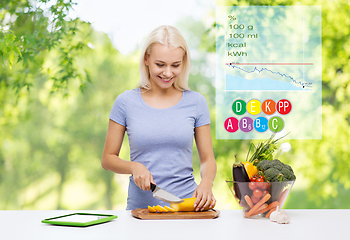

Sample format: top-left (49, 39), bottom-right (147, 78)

top-left (42, 213), bottom-right (118, 226)
top-left (52, 214), bottom-right (109, 223)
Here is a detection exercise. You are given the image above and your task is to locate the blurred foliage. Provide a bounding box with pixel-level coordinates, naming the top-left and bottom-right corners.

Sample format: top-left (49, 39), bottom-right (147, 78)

top-left (0, 0), bottom-right (349, 210)
top-left (0, 0), bottom-right (90, 95)
top-left (0, 5), bottom-right (139, 208)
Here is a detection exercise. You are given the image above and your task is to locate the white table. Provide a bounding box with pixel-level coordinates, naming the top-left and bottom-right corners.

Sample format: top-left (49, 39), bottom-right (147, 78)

top-left (0, 209), bottom-right (348, 240)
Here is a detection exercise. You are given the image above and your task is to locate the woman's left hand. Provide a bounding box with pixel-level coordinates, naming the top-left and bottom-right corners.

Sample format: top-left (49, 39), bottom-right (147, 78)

top-left (192, 181), bottom-right (216, 211)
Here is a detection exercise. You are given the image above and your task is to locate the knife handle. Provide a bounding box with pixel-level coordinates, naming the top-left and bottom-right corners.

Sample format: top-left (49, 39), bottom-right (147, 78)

top-left (150, 183), bottom-right (156, 192)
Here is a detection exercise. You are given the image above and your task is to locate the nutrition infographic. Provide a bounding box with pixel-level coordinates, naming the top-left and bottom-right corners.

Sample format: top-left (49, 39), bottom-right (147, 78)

top-left (216, 6), bottom-right (322, 139)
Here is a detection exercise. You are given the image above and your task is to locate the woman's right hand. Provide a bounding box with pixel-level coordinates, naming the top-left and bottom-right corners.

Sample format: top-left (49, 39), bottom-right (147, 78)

top-left (132, 162), bottom-right (154, 191)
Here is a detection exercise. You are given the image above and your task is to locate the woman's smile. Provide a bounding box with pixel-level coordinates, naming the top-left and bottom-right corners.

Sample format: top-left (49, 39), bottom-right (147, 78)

top-left (158, 76), bottom-right (174, 82)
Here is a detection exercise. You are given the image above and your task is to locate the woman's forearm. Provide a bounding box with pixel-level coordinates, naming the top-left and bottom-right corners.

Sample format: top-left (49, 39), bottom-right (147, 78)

top-left (101, 152), bottom-right (136, 174)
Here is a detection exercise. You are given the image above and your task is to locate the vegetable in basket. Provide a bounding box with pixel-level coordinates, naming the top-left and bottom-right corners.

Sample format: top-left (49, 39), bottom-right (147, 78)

top-left (242, 161), bottom-right (258, 179)
top-left (232, 154), bottom-right (250, 201)
top-left (246, 133), bottom-right (288, 166)
top-left (257, 159), bottom-right (296, 182)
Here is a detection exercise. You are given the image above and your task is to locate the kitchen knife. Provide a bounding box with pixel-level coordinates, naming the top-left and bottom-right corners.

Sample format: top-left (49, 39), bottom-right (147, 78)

top-left (150, 183), bottom-right (184, 203)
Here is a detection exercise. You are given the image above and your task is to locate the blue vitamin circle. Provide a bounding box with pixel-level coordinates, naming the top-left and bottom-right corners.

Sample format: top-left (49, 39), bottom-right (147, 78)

top-left (254, 117), bottom-right (268, 133)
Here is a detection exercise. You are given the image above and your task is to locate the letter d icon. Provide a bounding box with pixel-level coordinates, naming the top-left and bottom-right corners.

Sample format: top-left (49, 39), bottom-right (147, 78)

top-left (232, 99), bottom-right (246, 115)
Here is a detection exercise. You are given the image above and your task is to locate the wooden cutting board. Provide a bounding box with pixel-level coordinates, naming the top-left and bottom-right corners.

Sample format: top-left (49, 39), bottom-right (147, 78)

top-left (131, 208), bottom-right (220, 220)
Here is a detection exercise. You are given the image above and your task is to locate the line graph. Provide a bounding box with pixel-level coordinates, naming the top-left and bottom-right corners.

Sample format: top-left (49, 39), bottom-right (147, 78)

top-left (225, 63), bottom-right (313, 66)
top-left (225, 64), bottom-right (313, 91)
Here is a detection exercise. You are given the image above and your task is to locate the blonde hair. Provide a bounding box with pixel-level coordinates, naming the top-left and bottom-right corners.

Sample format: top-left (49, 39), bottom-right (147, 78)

top-left (138, 25), bottom-right (191, 91)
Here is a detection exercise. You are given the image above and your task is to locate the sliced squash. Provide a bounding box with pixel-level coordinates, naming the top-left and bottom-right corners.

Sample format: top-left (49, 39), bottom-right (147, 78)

top-left (148, 205), bottom-right (157, 213)
top-left (170, 197), bottom-right (215, 212)
top-left (164, 206), bottom-right (176, 212)
top-left (154, 205), bottom-right (168, 212)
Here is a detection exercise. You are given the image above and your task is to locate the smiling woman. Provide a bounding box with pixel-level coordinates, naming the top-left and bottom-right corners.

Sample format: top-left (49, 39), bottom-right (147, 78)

top-left (139, 25), bottom-right (191, 92)
top-left (144, 44), bottom-right (184, 92)
top-left (141, 43), bottom-right (185, 109)
top-left (101, 25), bottom-right (217, 211)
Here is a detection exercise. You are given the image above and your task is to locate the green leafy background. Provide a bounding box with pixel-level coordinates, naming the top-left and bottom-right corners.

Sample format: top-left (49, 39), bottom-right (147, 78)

top-left (0, 0), bottom-right (349, 210)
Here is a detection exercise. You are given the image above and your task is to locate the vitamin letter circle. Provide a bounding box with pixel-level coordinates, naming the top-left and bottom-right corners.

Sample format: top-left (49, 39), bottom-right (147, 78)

top-left (254, 117), bottom-right (268, 133)
top-left (247, 99), bottom-right (261, 115)
top-left (277, 99), bottom-right (292, 115)
top-left (232, 99), bottom-right (246, 115)
top-left (239, 117), bottom-right (254, 133)
top-left (224, 117), bottom-right (239, 133)
top-left (262, 99), bottom-right (276, 115)
top-left (268, 116), bottom-right (284, 132)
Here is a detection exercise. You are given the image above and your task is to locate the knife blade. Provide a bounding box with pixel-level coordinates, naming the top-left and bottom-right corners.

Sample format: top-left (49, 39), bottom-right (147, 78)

top-left (150, 183), bottom-right (184, 203)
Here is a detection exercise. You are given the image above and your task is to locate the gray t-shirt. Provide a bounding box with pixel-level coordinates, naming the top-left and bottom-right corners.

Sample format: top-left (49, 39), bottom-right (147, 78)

top-left (109, 88), bottom-right (210, 210)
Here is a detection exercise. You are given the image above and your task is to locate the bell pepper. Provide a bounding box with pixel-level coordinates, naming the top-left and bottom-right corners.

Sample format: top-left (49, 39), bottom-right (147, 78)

top-left (243, 161), bottom-right (258, 179)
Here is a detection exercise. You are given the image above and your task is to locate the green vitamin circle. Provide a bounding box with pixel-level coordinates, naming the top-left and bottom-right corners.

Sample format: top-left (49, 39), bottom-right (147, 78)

top-left (232, 99), bottom-right (246, 115)
top-left (268, 116), bottom-right (284, 132)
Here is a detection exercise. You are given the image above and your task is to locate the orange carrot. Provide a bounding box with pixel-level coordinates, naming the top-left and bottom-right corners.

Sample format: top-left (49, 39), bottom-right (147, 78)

top-left (249, 203), bottom-right (268, 217)
top-left (250, 206), bottom-right (269, 216)
top-left (259, 201), bottom-right (279, 218)
top-left (245, 193), bottom-right (271, 217)
top-left (265, 206), bottom-right (277, 218)
top-left (266, 201), bottom-right (279, 211)
top-left (250, 201), bottom-right (280, 217)
top-left (244, 195), bottom-right (254, 209)
top-left (256, 203), bottom-right (268, 212)
top-left (278, 189), bottom-right (289, 204)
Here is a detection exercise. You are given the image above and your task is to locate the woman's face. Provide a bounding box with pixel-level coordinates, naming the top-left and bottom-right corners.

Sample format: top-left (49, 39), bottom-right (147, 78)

top-left (145, 43), bottom-right (184, 90)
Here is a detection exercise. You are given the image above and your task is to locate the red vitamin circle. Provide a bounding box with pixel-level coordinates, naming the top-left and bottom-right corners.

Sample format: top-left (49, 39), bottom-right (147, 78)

top-left (277, 99), bottom-right (292, 115)
top-left (224, 117), bottom-right (239, 133)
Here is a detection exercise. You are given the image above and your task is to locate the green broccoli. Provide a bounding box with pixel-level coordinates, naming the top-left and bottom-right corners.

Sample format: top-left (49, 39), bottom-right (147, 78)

top-left (271, 159), bottom-right (284, 171)
top-left (284, 164), bottom-right (294, 173)
top-left (264, 168), bottom-right (281, 182)
top-left (281, 167), bottom-right (296, 181)
top-left (257, 158), bottom-right (296, 182)
top-left (257, 160), bottom-right (271, 171)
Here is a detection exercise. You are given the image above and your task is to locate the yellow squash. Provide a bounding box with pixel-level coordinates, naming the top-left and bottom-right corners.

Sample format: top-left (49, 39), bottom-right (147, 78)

top-left (170, 197), bottom-right (215, 212)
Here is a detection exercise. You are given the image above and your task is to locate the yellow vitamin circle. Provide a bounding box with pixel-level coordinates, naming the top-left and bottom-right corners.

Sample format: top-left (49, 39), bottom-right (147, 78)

top-left (247, 99), bottom-right (262, 115)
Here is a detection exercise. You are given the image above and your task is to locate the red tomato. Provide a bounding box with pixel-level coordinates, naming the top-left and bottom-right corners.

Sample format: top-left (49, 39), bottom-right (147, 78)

top-left (255, 177), bottom-right (264, 188)
top-left (249, 182), bottom-right (257, 190)
top-left (251, 195), bottom-right (260, 204)
top-left (253, 189), bottom-right (262, 198)
top-left (250, 176), bottom-right (257, 182)
top-left (259, 182), bottom-right (270, 190)
top-left (261, 190), bottom-right (269, 197)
